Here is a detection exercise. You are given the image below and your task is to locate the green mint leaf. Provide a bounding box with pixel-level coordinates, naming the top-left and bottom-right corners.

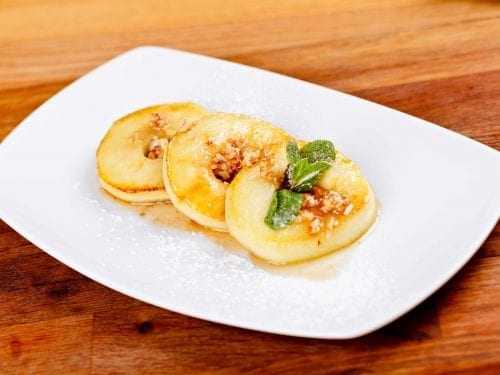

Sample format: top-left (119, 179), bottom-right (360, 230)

top-left (264, 189), bottom-right (303, 230)
top-left (286, 140), bottom-right (301, 166)
top-left (301, 140), bottom-right (335, 163)
top-left (291, 159), bottom-right (331, 192)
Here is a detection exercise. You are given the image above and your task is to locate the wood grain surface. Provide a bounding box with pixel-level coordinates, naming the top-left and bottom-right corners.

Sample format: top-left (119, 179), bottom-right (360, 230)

top-left (1, 1), bottom-right (499, 373)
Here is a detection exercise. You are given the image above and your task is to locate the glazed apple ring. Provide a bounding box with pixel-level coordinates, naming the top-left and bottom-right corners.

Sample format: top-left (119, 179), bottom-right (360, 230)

top-left (225, 142), bottom-right (378, 264)
top-left (97, 102), bottom-right (208, 203)
top-left (163, 113), bottom-right (292, 231)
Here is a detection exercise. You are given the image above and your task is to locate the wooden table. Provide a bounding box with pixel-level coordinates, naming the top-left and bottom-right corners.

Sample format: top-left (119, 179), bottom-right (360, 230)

top-left (1, 1), bottom-right (499, 373)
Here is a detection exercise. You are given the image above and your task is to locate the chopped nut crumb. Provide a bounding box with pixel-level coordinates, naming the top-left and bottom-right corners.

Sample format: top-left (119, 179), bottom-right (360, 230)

top-left (150, 113), bottom-right (194, 140)
top-left (297, 209), bottom-right (315, 222)
top-left (299, 186), bottom-right (352, 234)
top-left (309, 217), bottom-right (323, 234)
top-left (343, 203), bottom-right (353, 216)
top-left (147, 136), bottom-right (168, 159)
top-left (303, 187), bottom-right (350, 216)
top-left (210, 139), bottom-right (260, 182)
top-left (242, 149), bottom-right (260, 167)
top-left (303, 194), bottom-right (319, 208)
top-left (150, 112), bottom-right (167, 131)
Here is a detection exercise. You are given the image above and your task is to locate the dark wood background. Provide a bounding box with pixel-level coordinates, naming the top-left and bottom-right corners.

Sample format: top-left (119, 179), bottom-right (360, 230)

top-left (1, 1), bottom-right (499, 373)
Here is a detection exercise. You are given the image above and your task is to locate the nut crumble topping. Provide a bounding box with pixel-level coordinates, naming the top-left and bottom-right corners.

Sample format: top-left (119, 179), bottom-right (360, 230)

top-left (298, 186), bottom-right (352, 234)
top-left (146, 113), bottom-right (192, 159)
top-left (147, 136), bottom-right (168, 159)
top-left (257, 148), bottom-right (281, 182)
top-left (150, 113), bottom-right (192, 139)
top-left (209, 139), bottom-right (261, 183)
top-left (326, 217), bottom-right (340, 230)
top-left (150, 112), bottom-right (167, 131)
top-left (343, 203), bottom-right (353, 216)
top-left (303, 187), bottom-right (351, 215)
top-left (309, 217), bottom-right (323, 234)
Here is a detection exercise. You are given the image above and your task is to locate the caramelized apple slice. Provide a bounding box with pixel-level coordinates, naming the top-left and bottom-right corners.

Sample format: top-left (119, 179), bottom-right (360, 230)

top-left (97, 102), bottom-right (208, 203)
top-left (163, 113), bottom-right (291, 231)
top-left (225, 145), bottom-right (378, 264)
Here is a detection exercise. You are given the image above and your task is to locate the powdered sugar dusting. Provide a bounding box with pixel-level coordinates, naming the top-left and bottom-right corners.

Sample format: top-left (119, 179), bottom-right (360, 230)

top-left (78, 174), bottom-right (394, 333)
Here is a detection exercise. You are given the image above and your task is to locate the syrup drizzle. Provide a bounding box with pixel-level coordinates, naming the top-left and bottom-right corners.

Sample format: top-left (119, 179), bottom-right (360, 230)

top-left (129, 202), bottom-right (353, 280)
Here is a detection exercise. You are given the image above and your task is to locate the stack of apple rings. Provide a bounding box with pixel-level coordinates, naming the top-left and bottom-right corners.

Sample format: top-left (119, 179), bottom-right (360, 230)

top-left (97, 103), bottom-right (377, 264)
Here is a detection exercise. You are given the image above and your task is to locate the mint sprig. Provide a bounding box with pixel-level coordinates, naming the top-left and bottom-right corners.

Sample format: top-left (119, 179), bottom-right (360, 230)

top-left (265, 140), bottom-right (336, 230)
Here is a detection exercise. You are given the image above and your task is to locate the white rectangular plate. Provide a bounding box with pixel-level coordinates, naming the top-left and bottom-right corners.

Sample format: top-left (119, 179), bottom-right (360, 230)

top-left (1, 46), bottom-right (499, 339)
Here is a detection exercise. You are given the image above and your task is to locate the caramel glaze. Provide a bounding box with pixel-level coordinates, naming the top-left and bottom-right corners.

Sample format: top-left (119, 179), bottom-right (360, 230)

top-left (126, 200), bottom-right (354, 280)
